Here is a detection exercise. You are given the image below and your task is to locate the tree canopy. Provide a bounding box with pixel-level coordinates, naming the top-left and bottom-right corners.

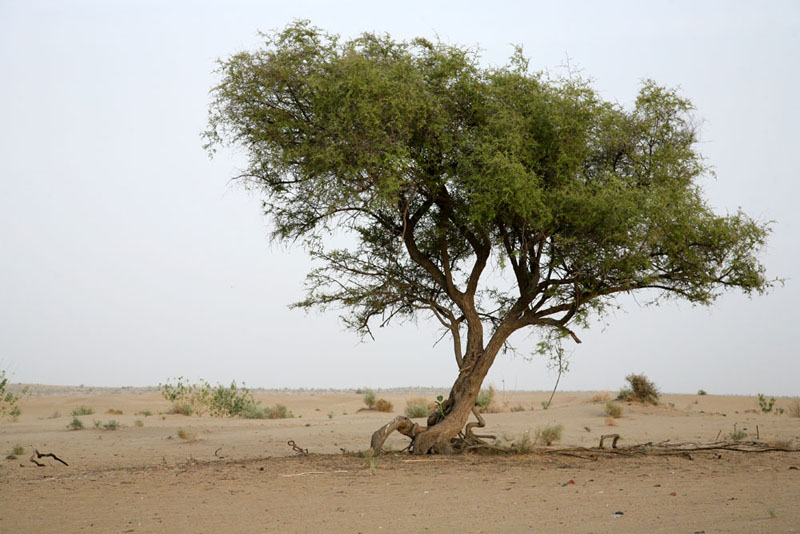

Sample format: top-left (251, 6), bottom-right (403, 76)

top-left (205, 22), bottom-right (771, 453)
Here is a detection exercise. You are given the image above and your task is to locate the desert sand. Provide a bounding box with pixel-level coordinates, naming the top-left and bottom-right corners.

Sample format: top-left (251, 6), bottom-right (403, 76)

top-left (1, 386), bottom-right (799, 533)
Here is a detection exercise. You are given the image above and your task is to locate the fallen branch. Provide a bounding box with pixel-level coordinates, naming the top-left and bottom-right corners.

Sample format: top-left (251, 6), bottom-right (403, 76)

top-left (280, 470), bottom-right (348, 477)
top-left (29, 449), bottom-right (68, 467)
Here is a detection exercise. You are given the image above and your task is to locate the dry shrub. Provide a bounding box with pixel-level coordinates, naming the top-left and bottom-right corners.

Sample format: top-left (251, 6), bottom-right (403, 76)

top-left (375, 399), bottom-right (393, 412)
top-left (604, 417), bottom-right (618, 427)
top-left (604, 401), bottom-right (623, 418)
top-left (177, 428), bottom-right (196, 440)
top-left (510, 404), bottom-right (526, 412)
top-left (588, 392), bottom-right (611, 403)
top-left (405, 398), bottom-right (430, 418)
top-left (106, 409), bottom-right (123, 415)
top-left (767, 439), bottom-right (793, 450)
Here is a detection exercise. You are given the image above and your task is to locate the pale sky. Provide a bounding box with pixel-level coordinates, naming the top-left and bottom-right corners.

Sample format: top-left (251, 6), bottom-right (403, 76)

top-left (1, 1), bottom-right (797, 395)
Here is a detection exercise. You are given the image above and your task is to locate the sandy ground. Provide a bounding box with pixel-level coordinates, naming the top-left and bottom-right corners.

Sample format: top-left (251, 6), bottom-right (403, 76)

top-left (1, 387), bottom-right (799, 533)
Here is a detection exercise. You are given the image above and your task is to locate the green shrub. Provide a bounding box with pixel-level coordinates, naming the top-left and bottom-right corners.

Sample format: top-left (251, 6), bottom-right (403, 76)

top-left (363, 389), bottom-right (377, 409)
top-left (475, 386), bottom-right (495, 410)
top-left (71, 406), bottom-right (95, 416)
top-left (67, 417), bottom-right (85, 430)
top-left (6, 444), bottom-right (25, 459)
top-left (604, 401), bottom-right (623, 418)
top-left (757, 393), bottom-right (776, 414)
top-left (533, 424), bottom-right (564, 446)
top-left (405, 398), bottom-right (430, 418)
top-left (697, 389), bottom-right (707, 395)
top-left (134, 419), bottom-right (144, 427)
top-left (0, 370), bottom-right (28, 417)
top-left (618, 374), bottom-right (659, 404)
top-left (103, 420), bottom-right (119, 430)
top-left (159, 377), bottom-right (263, 418)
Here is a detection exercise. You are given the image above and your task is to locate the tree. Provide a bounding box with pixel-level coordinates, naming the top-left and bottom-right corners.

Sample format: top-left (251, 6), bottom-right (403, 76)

top-left (205, 22), bottom-right (772, 454)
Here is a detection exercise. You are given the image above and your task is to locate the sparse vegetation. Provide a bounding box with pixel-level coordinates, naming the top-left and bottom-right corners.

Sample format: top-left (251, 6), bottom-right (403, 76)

top-left (328, 412), bottom-right (335, 419)
top-left (71, 406), bottom-right (95, 416)
top-left (375, 399), bottom-right (393, 413)
top-left (67, 417), bottom-right (85, 430)
top-left (588, 392), bottom-right (611, 403)
top-left (363, 389), bottom-right (377, 409)
top-left (160, 377), bottom-right (264, 417)
top-left (728, 426), bottom-right (747, 441)
top-left (134, 419), bottom-right (144, 427)
top-left (6, 444), bottom-right (25, 459)
top-left (167, 403), bottom-right (194, 416)
top-left (604, 401), bottom-right (624, 418)
top-left (102, 420), bottom-right (119, 430)
top-left (533, 424), bottom-right (563, 446)
top-left (618, 373), bottom-right (659, 404)
top-left (512, 430), bottom-right (533, 453)
top-left (136, 410), bottom-right (153, 417)
top-left (697, 389), bottom-right (707, 395)
top-left (405, 398), bottom-right (431, 418)
top-left (106, 409), bottom-right (123, 415)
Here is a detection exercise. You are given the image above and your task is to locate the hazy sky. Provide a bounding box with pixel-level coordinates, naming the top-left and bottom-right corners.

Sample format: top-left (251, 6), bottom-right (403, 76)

top-left (1, 1), bottom-right (797, 395)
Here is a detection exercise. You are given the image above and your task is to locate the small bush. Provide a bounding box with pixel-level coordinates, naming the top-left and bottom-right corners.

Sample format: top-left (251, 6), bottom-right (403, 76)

top-left (177, 427), bottom-right (196, 440)
top-left (533, 424), bottom-right (563, 446)
top-left (263, 404), bottom-right (293, 419)
top-left (728, 429), bottom-right (747, 441)
top-left (475, 386), bottom-right (495, 411)
top-left (71, 406), bottom-right (94, 416)
top-left (604, 401), bottom-right (623, 418)
top-left (10, 444), bottom-right (24, 457)
top-left (510, 404), bottom-right (526, 412)
top-left (589, 392), bottom-right (611, 403)
top-left (405, 398), bottom-right (430, 418)
top-left (787, 399), bottom-right (800, 418)
top-left (103, 420), bottom-right (119, 430)
top-left (619, 374), bottom-right (659, 404)
top-left (363, 389), bottom-right (377, 409)
top-left (241, 404), bottom-right (267, 419)
top-left (168, 403), bottom-right (193, 416)
top-left (0, 370), bottom-right (28, 417)
top-left (375, 399), bottom-right (393, 412)
top-left (134, 419), bottom-right (144, 427)
top-left (106, 408), bottom-right (123, 415)
top-left (697, 389), bottom-right (707, 396)
top-left (67, 417), bottom-right (85, 430)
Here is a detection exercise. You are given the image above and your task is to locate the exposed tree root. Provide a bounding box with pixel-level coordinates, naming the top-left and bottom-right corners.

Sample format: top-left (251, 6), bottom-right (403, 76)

top-left (370, 416), bottom-right (424, 454)
top-left (29, 449), bottom-right (68, 467)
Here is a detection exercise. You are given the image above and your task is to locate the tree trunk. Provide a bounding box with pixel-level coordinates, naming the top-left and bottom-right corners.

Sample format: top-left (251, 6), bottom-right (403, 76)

top-left (370, 340), bottom-right (504, 455)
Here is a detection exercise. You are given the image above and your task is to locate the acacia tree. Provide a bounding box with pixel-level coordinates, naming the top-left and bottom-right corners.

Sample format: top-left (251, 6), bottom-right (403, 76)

top-left (205, 22), bottom-right (771, 454)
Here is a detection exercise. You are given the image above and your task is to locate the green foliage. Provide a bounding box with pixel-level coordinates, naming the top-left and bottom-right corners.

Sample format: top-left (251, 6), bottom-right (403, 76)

top-left (363, 389), bottom-right (377, 409)
top-left (728, 429), bottom-right (747, 442)
top-left (620, 374), bottom-right (659, 404)
top-left (405, 398), bottom-right (430, 418)
top-left (0, 370), bottom-right (28, 418)
top-left (697, 389), bottom-right (707, 396)
top-left (71, 406), bottom-right (95, 416)
top-left (11, 444), bottom-right (24, 456)
top-left (102, 420), bottom-right (119, 430)
top-left (757, 393), bottom-right (776, 414)
top-left (205, 20), bottom-right (772, 374)
top-left (159, 377), bottom-right (265, 418)
top-left (604, 401), bottom-right (623, 418)
top-left (533, 424), bottom-right (564, 446)
top-left (66, 417), bottom-right (84, 430)
top-left (476, 387), bottom-right (496, 410)
top-left (134, 419), bottom-right (144, 427)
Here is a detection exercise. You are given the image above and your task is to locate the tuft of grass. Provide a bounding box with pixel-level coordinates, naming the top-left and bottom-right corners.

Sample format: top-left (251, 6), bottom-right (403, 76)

top-left (177, 427), bottom-right (196, 440)
top-left (728, 429), bottom-right (747, 442)
top-left (102, 420), bottom-right (119, 430)
top-left (404, 398), bottom-right (430, 418)
top-left (787, 399), bottom-right (800, 418)
top-left (136, 410), bottom-right (153, 417)
top-left (618, 373), bottom-right (659, 404)
top-left (67, 417), bottom-right (85, 430)
top-left (533, 424), bottom-right (563, 446)
top-left (71, 406), bottom-right (94, 416)
top-left (106, 409), bottom-right (123, 415)
top-left (134, 419), bottom-right (144, 427)
top-left (363, 389), bottom-right (377, 409)
top-left (375, 399), bottom-right (393, 412)
top-left (11, 444), bottom-right (24, 456)
top-left (513, 431), bottom-right (533, 453)
top-left (604, 401), bottom-right (624, 418)
top-left (328, 412), bottom-right (334, 419)
top-left (361, 449), bottom-right (379, 474)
